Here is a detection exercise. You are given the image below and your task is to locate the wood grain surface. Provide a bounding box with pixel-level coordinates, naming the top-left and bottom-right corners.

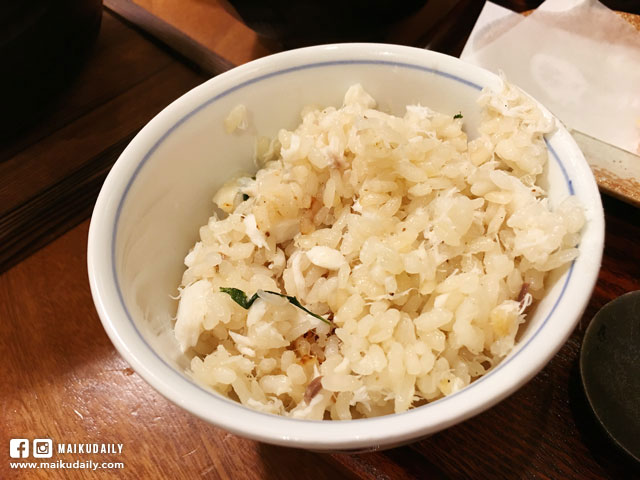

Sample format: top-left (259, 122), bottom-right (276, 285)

top-left (2, 2), bottom-right (640, 479)
top-left (128, 0), bottom-right (272, 66)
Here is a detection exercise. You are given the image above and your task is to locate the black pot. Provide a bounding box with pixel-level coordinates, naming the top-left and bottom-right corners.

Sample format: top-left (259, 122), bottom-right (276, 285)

top-left (225, 0), bottom-right (427, 48)
top-left (0, 1), bottom-right (103, 139)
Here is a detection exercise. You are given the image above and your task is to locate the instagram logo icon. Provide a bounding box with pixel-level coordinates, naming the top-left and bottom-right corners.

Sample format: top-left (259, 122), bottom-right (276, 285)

top-left (33, 439), bottom-right (53, 458)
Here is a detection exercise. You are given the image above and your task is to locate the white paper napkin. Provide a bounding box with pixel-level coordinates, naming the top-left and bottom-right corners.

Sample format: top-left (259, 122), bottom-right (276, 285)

top-left (461, 0), bottom-right (640, 155)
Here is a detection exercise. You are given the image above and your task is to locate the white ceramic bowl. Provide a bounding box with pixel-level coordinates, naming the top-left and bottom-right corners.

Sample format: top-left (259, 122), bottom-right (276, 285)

top-left (88, 43), bottom-right (604, 451)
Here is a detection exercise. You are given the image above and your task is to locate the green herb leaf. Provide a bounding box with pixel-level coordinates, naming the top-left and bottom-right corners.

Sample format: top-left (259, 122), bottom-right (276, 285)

top-left (220, 288), bottom-right (331, 325)
top-left (219, 287), bottom-right (258, 309)
top-left (242, 193), bottom-right (249, 201)
top-left (453, 112), bottom-right (463, 119)
top-left (266, 291), bottom-right (331, 325)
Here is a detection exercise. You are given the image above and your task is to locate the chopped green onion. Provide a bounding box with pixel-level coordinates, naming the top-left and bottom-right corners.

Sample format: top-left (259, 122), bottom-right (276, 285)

top-left (453, 112), bottom-right (463, 119)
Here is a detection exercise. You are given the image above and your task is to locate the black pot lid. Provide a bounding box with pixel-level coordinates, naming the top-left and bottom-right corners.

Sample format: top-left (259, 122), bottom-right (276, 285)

top-left (580, 290), bottom-right (640, 463)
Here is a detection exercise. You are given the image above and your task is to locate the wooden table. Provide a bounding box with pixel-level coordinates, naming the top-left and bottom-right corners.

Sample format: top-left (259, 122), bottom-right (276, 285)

top-left (2, 4), bottom-right (640, 479)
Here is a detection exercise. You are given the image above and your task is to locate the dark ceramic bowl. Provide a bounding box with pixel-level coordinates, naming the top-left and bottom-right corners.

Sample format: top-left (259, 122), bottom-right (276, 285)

top-left (0, 0), bottom-right (102, 138)
top-left (224, 0), bottom-right (427, 47)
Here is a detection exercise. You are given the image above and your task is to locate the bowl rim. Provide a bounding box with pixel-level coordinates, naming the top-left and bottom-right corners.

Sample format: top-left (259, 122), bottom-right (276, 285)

top-left (88, 43), bottom-right (604, 450)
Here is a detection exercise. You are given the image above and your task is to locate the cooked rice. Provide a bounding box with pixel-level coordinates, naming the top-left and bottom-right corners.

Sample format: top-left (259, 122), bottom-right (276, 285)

top-left (174, 82), bottom-right (584, 419)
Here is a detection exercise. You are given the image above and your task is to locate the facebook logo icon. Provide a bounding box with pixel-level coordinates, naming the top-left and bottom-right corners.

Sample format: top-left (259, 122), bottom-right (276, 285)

top-left (10, 439), bottom-right (29, 458)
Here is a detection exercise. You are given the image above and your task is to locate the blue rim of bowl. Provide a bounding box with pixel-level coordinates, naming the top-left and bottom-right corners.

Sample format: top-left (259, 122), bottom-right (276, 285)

top-left (110, 58), bottom-right (575, 424)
